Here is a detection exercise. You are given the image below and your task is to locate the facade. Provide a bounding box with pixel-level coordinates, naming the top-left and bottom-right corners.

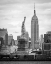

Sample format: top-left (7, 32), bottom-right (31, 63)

top-left (0, 28), bottom-right (8, 45)
top-left (31, 5), bottom-right (39, 50)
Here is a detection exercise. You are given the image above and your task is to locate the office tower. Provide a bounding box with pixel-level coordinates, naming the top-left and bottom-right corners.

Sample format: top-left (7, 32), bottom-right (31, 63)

top-left (31, 4), bottom-right (39, 50)
top-left (0, 28), bottom-right (8, 45)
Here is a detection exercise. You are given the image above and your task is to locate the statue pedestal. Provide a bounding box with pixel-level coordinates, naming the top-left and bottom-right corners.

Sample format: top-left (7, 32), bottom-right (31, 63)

top-left (17, 37), bottom-right (28, 55)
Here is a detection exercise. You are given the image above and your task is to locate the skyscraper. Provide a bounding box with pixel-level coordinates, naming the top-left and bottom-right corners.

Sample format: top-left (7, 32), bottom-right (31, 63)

top-left (31, 4), bottom-right (39, 50)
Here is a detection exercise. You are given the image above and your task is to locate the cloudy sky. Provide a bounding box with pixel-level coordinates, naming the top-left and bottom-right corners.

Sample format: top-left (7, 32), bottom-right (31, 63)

top-left (0, 0), bottom-right (51, 39)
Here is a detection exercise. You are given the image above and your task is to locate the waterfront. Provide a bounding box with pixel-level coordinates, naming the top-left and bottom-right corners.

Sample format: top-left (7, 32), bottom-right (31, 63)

top-left (0, 61), bottom-right (51, 64)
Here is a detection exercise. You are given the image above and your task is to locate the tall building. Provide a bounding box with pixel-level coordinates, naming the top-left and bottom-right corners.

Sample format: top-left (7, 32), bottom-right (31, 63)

top-left (31, 4), bottom-right (39, 50)
top-left (0, 28), bottom-right (8, 45)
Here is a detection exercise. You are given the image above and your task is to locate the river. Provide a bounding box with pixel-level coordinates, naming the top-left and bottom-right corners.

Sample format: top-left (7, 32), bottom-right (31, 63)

top-left (0, 61), bottom-right (51, 64)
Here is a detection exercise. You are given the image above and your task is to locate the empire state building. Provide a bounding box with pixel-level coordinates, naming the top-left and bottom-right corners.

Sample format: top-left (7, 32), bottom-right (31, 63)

top-left (31, 5), bottom-right (39, 50)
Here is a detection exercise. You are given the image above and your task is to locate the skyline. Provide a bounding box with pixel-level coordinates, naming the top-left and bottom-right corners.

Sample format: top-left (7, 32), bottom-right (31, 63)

top-left (0, 0), bottom-right (51, 39)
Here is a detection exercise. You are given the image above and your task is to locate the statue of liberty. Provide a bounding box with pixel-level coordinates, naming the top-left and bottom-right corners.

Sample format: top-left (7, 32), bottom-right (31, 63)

top-left (21, 17), bottom-right (26, 37)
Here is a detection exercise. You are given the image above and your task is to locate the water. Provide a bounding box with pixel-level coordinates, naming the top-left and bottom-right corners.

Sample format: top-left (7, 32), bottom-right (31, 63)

top-left (0, 61), bottom-right (51, 64)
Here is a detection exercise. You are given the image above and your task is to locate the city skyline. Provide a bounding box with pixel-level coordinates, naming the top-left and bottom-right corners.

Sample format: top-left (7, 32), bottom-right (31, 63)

top-left (0, 0), bottom-right (51, 39)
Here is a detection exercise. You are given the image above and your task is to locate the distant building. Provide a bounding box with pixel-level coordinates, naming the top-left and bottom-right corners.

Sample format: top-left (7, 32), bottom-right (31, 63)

top-left (17, 36), bottom-right (21, 41)
top-left (5, 33), bottom-right (8, 45)
top-left (39, 34), bottom-right (44, 49)
top-left (31, 4), bottom-right (39, 50)
top-left (40, 35), bottom-right (44, 42)
top-left (42, 43), bottom-right (51, 57)
top-left (10, 39), bottom-right (15, 45)
top-left (46, 31), bottom-right (51, 34)
top-left (15, 40), bottom-right (18, 45)
top-left (44, 34), bottom-right (51, 43)
top-left (28, 37), bottom-right (31, 49)
top-left (29, 41), bottom-right (31, 49)
top-left (8, 34), bottom-right (13, 45)
top-left (0, 28), bottom-right (8, 45)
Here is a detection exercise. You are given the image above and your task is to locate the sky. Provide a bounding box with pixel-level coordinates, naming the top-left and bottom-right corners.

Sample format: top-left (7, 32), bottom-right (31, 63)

top-left (0, 0), bottom-right (51, 40)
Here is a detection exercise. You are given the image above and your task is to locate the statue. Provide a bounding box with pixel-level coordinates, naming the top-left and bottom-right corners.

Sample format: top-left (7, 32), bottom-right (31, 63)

top-left (21, 17), bottom-right (26, 36)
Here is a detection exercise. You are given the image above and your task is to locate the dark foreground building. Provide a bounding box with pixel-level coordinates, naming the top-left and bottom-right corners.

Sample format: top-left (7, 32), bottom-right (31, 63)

top-left (0, 37), bottom-right (4, 50)
top-left (42, 33), bottom-right (51, 58)
top-left (17, 37), bottom-right (27, 51)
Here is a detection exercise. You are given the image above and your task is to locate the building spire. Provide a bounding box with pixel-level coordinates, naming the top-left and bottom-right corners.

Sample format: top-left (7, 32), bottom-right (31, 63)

top-left (34, 3), bottom-right (35, 10)
top-left (34, 3), bottom-right (36, 15)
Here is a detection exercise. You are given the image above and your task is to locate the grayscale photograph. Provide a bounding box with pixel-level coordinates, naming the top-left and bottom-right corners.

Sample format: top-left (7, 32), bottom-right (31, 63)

top-left (0, 0), bottom-right (51, 64)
